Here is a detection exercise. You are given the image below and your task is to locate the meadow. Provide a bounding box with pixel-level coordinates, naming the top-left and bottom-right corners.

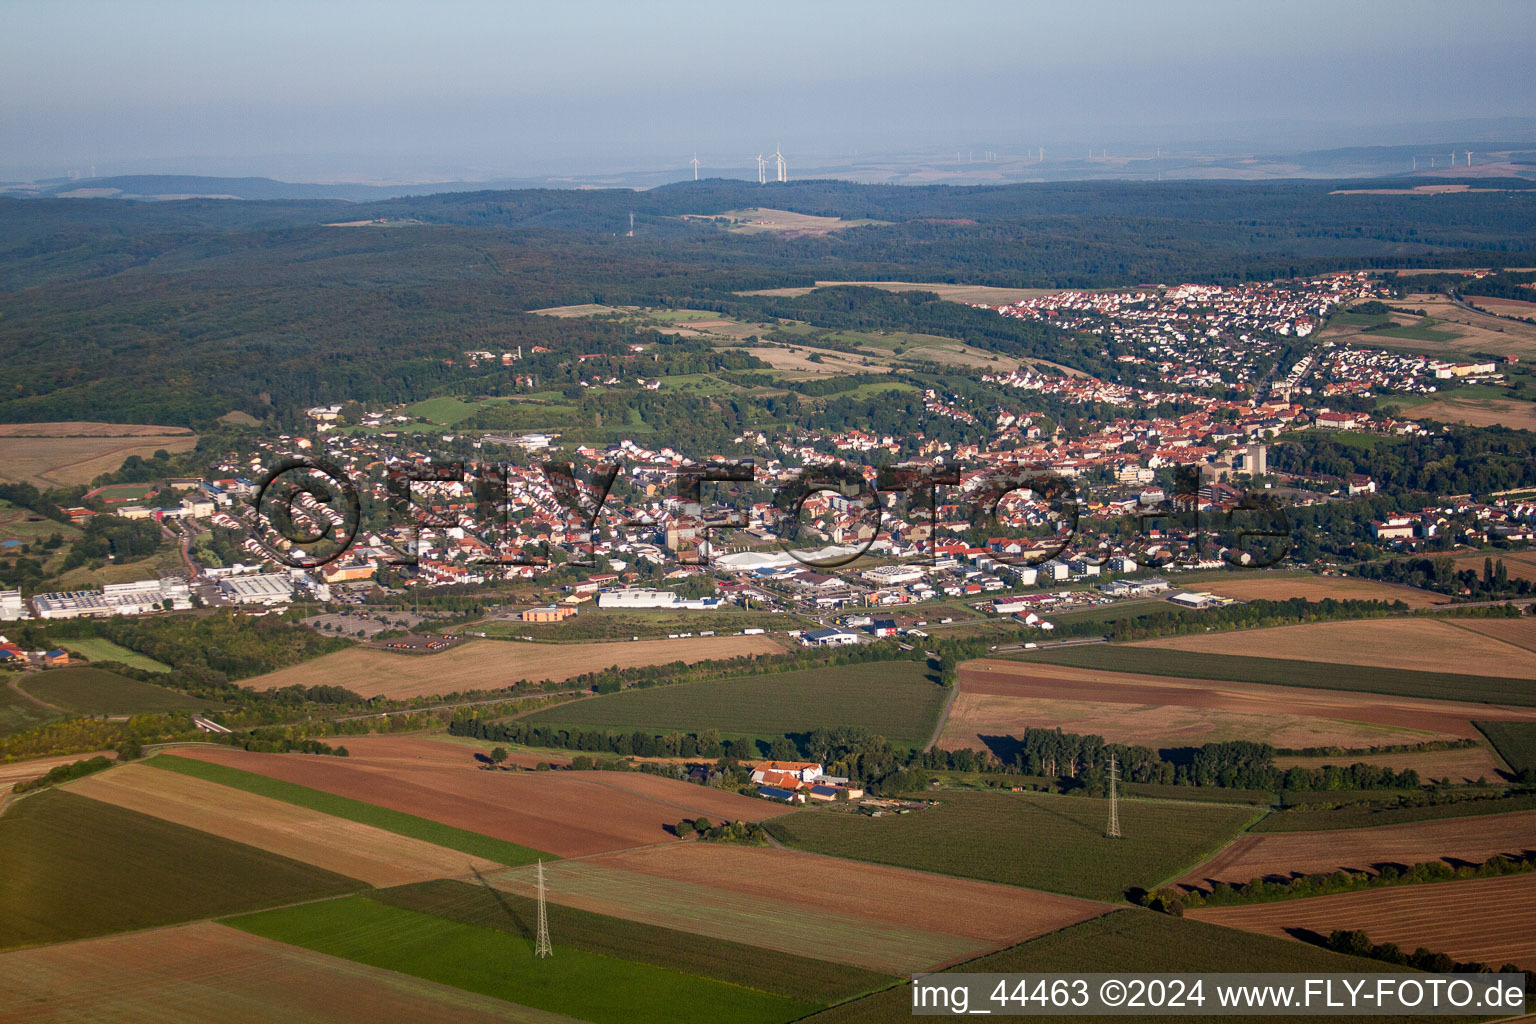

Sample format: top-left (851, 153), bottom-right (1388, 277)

top-left (150, 754), bottom-right (548, 866)
top-left (17, 666), bottom-right (207, 715)
top-left (56, 637), bottom-right (172, 672)
top-left (228, 894), bottom-right (816, 1024)
top-left (0, 683), bottom-right (64, 737)
top-left (764, 790), bottom-right (1258, 901)
top-left (1011, 643), bottom-right (1536, 707)
top-left (376, 878), bottom-right (893, 1005)
top-left (1476, 721), bottom-right (1536, 774)
top-left (524, 659), bottom-right (947, 747)
top-left (798, 911), bottom-right (1441, 1024)
top-left (0, 789), bottom-right (361, 949)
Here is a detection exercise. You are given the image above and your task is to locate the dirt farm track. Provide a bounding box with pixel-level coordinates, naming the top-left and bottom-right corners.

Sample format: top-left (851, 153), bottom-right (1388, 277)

top-left (238, 634), bottom-right (784, 699)
top-left (1191, 873), bottom-right (1536, 971)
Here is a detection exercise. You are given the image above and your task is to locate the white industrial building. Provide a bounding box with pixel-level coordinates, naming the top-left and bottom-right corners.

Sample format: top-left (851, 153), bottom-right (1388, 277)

top-left (0, 589), bottom-right (26, 620)
top-left (596, 588), bottom-right (720, 610)
top-left (217, 573), bottom-right (295, 606)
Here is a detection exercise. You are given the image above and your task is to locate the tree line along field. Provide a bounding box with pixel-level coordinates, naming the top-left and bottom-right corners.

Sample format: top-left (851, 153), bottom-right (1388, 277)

top-left (798, 910), bottom-right (1470, 1024)
top-left (228, 894), bottom-right (817, 1024)
top-left (1011, 643), bottom-right (1536, 707)
top-left (522, 659), bottom-right (948, 748)
top-left (1251, 792), bottom-right (1536, 833)
top-left (15, 666), bottom-right (214, 715)
top-left (764, 790), bottom-right (1259, 902)
top-left (0, 789), bottom-right (363, 949)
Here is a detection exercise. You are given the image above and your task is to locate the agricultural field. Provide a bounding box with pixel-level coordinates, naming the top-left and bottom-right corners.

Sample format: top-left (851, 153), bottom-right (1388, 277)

top-left (1011, 642), bottom-right (1536, 707)
top-left (1131, 617), bottom-right (1536, 680)
top-left (0, 499), bottom-right (79, 547)
top-left (0, 422), bottom-right (197, 488)
top-left (0, 921), bottom-right (559, 1024)
top-left (14, 666), bottom-right (209, 715)
top-left (1451, 549), bottom-right (1536, 584)
top-left (1253, 793), bottom-right (1536, 833)
top-left (524, 659), bottom-right (947, 747)
top-left (1476, 721), bottom-right (1536, 774)
top-left (1403, 394), bottom-right (1536, 430)
top-left (1177, 810), bottom-right (1536, 888)
top-left (765, 790), bottom-right (1257, 901)
top-left (230, 894), bottom-right (815, 1024)
top-left (378, 878), bottom-right (893, 1005)
top-left (945, 659), bottom-right (1536, 753)
top-left (685, 207), bottom-right (887, 235)
top-left (236, 634), bottom-right (782, 699)
top-left (0, 681), bottom-right (65, 737)
top-left (163, 745), bottom-right (780, 857)
top-left (487, 844), bottom-right (1088, 974)
top-left (404, 395), bottom-right (486, 426)
top-left (150, 754), bottom-right (548, 866)
top-left (69, 763), bottom-right (506, 887)
top-left (800, 910), bottom-right (1469, 1024)
top-left (1451, 613), bottom-right (1536, 653)
top-left (1191, 873), bottom-right (1536, 970)
top-left (54, 637), bottom-right (172, 672)
top-left (1320, 294), bottom-right (1536, 360)
top-left (1272, 745), bottom-right (1507, 785)
top-left (1188, 573), bottom-right (1447, 607)
top-left (0, 789), bottom-right (361, 949)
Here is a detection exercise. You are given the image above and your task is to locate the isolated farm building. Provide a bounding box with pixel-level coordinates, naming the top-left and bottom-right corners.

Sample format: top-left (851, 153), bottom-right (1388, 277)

top-left (750, 760), bottom-right (824, 784)
top-left (756, 785), bottom-right (805, 803)
top-left (42, 649), bottom-right (70, 667)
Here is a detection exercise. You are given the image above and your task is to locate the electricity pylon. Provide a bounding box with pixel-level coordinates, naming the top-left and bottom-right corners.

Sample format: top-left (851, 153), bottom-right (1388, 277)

top-left (1105, 755), bottom-right (1121, 839)
top-left (534, 859), bottom-right (553, 958)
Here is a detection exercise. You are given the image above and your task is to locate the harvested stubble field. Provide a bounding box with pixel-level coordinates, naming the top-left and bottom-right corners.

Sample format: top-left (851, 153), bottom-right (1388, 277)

top-left (489, 854), bottom-right (1020, 974)
top-left (1177, 810), bottom-right (1536, 889)
top-left (798, 911), bottom-right (1466, 1024)
top-left (378, 878), bottom-right (893, 1005)
top-left (525, 660), bottom-right (947, 747)
top-left (945, 659), bottom-right (1536, 752)
top-left (0, 422), bottom-right (197, 488)
top-left (1451, 614), bottom-right (1536, 653)
top-left (232, 895), bottom-right (812, 1024)
top-left (1191, 873), bottom-right (1536, 971)
top-left (765, 790), bottom-right (1257, 901)
top-left (0, 921), bottom-right (552, 1024)
top-left (1407, 396), bottom-right (1536, 431)
top-left (1131, 617), bottom-right (1536, 680)
top-left (1272, 746), bottom-right (1508, 785)
top-left (1189, 575), bottom-right (1447, 607)
top-left (580, 842), bottom-right (1104, 957)
top-left (238, 635), bottom-right (782, 699)
top-left (0, 789), bottom-right (361, 949)
top-left (68, 763), bottom-right (504, 887)
top-left (168, 744), bottom-right (782, 857)
top-left (1451, 550), bottom-right (1536, 584)
top-left (0, 750), bottom-right (112, 788)
top-left (1011, 643), bottom-right (1536, 707)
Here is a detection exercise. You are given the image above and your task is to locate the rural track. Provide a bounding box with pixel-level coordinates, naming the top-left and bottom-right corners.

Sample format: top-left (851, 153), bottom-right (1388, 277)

top-left (923, 682), bottom-right (960, 753)
top-left (6, 675), bottom-right (65, 712)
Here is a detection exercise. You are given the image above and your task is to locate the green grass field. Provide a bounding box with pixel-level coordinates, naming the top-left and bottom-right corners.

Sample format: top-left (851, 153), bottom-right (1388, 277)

top-left (765, 791), bottom-right (1257, 901)
top-left (375, 879), bottom-right (891, 1004)
top-left (0, 682), bottom-right (65, 737)
top-left (150, 754), bottom-right (551, 866)
top-left (17, 666), bottom-right (209, 714)
top-left (524, 660), bottom-right (947, 748)
top-left (0, 789), bottom-right (362, 949)
top-left (228, 894), bottom-right (816, 1024)
top-left (56, 638), bottom-right (171, 673)
top-left (403, 395), bottom-right (484, 425)
top-left (1251, 792), bottom-right (1536, 833)
top-left (798, 911), bottom-right (1463, 1024)
top-left (1009, 644), bottom-right (1536, 707)
top-left (1476, 721), bottom-right (1536, 774)
top-left (1362, 321), bottom-right (1463, 343)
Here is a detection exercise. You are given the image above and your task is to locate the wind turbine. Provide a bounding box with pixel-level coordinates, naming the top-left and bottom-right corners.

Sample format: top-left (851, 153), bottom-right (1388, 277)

top-left (689, 153), bottom-right (700, 180)
top-left (756, 153), bottom-right (767, 185)
top-left (1450, 150), bottom-right (1456, 167)
top-left (773, 143), bottom-right (787, 183)
top-left (1466, 151), bottom-right (1473, 167)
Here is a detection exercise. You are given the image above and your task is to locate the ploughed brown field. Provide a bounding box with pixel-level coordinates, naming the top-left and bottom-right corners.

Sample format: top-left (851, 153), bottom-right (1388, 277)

top-left (1187, 575), bottom-right (1448, 607)
top-left (315, 733), bottom-right (573, 769)
top-left (1177, 811), bottom-right (1536, 888)
top-left (173, 743), bottom-right (786, 857)
top-left (237, 635), bottom-right (784, 699)
top-left (65, 763), bottom-right (502, 887)
top-left (1190, 873), bottom-right (1536, 970)
top-left (1131, 618), bottom-right (1536, 680)
top-left (0, 921), bottom-right (554, 1023)
top-left (1273, 746), bottom-right (1508, 785)
top-left (490, 843), bottom-right (1108, 974)
top-left (941, 660), bottom-right (1536, 753)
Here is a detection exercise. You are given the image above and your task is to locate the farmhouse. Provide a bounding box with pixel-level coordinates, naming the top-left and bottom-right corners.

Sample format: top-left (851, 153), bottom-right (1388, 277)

top-left (750, 760), bottom-right (824, 784)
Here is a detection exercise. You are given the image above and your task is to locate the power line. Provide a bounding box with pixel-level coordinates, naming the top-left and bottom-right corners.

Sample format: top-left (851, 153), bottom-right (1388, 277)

top-left (1105, 754), bottom-right (1121, 839)
top-left (534, 859), bottom-right (553, 958)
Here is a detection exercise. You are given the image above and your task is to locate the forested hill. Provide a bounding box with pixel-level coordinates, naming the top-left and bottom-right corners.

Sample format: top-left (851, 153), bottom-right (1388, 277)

top-left (3, 177), bottom-right (1536, 427)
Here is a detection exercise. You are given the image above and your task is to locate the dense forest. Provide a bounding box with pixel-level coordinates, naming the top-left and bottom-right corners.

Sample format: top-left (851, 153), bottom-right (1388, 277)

top-left (4, 178), bottom-right (1536, 426)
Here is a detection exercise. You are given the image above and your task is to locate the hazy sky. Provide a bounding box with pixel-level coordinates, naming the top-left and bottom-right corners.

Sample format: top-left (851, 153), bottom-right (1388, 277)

top-left (5, 0), bottom-right (1534, 181)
